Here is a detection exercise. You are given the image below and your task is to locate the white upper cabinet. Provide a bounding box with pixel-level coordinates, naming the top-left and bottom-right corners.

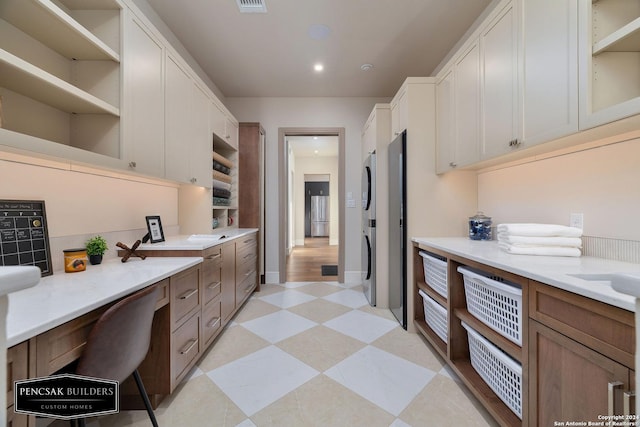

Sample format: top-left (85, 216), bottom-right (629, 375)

top-left (454, 40), bottom-right (481, 167)
top-left (436, 69), bottom-right (456, 173)
top-left (521, 0), bottom-right (578, 146)
top-left (164, 54), bottom-right (194, 184)
top-left (480, 1), bottom-right (520, 160)
top-left (165, 53), bottom-right (212, 186)
top-left (390, 86), bottom-right (408, 137)
top-left (578, 0), bottom-right (640, 129)
top-left (122, 11), bottom-right (164, 176)
top-left (190, 82), bottom-right (212, 186)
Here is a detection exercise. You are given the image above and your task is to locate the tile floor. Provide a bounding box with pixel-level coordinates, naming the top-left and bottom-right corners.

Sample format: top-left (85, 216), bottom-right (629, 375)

top-left (69, 282), bottom-right (499, 426)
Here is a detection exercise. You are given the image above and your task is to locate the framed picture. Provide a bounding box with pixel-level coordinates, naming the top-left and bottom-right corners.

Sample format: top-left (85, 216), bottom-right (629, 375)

top-left (145, 216), bottom-right (165, 243)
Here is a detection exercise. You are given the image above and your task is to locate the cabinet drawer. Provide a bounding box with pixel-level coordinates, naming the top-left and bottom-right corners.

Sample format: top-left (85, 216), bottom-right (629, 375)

top-left (529, 280), bottom-right (635, 368)
top-left (236, 253), bottom-right (257, 280)
top-left (36, 306), bottom-right (107, 376)
top-left (202, 255), bottom-right (222, 306)
top-left (236, 272), bottom-right (257, 306)
top-left (7, 407), bottom-right (29, 427)
top-left (203, 276), bottom-right (222, 307)
top-left (202, 299), bottom-right (222, 347)
top-left (7, 342), bottom-right (28, 408)
top-left (172, 312), bottom-right (200, 384)
top-left (171, 266), bottom-right (201, 328)
top-left (203, 246), bottom-right (223, 270)
top-left (155, 278), bottom-right (170, 310)
top-left (236, 234), bottom-right (257, 259)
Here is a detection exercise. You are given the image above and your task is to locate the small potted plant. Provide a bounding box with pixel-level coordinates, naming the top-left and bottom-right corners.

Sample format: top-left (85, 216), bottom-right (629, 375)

top-left (85, 235), bottom-right (108, 265)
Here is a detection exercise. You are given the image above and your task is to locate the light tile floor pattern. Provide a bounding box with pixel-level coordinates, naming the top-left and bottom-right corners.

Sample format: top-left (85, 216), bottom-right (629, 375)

top-left (66, 282), bottom-right (500, 427)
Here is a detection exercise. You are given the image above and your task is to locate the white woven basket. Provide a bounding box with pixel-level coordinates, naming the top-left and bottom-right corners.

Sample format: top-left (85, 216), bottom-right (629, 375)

top-left (462, 321), bottom-right (522, 419)
top-left (419, 252), bottom-right (447, 298)
top-left (418, 289), bottom-right (447, 343)
top-left (458, 266), bottom-right (522, 345)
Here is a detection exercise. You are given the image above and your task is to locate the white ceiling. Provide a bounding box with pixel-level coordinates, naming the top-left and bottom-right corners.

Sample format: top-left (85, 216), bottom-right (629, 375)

top-left (288, 135), bottom-right (339, 158)
top-left (143, 0), bottom-right (493, 98)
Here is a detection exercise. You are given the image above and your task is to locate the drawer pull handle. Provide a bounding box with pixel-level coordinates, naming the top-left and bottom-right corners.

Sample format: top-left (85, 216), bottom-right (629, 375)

top-left (624, 391), bottom-right (635, 417)
top-left (206, 254), bottom-right (221, 260)
top-left (243, 253), bottom-right (254, 259)
top-left (179, 339), bottom-right (198, 355)
top-left (608, 381), bottom-right (624, 416)
top-left (245, 284), bottom-right (253, 293)
top-left (243, 239), bottom-right (253, 244)
top-left (179, 289), bottom-right (198, 300)
top-left (207, 317), bottom-right (221, 329)
top-left (208, 281), bottom-right (221, 290)
top-left (245, 271), bottom-right (252, 277)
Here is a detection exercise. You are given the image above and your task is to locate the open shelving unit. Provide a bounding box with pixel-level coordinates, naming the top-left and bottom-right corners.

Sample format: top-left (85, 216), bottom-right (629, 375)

top-left (212, 134), bottom-right (238, 231)
top-left (412, 243), bottom-right (528, 426)
top-left (581, 0), bottom-right (640, 126)
top-left (0, 0), bottom-right (122, 160)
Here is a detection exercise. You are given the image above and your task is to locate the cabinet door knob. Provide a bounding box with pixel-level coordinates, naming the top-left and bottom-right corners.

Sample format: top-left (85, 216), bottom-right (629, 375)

top-left (190, 177), bottom-right (197, 184)
top-left (449, 162), bottom-right (457, 168)
top-left (129, 161), bottom-right (136, 168)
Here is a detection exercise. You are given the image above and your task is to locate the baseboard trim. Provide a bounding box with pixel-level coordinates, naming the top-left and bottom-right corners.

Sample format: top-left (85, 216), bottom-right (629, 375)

top-left (344, 271), bottom-right (362, 284)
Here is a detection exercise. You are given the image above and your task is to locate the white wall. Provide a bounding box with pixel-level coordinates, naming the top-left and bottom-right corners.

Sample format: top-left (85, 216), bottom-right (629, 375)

top-left (225, 97), bottom-right (390, 283)
top-left (0, 152), bottom-right (179, 271)
top-left (478, 138), bottom-right (640, 240)
top-left (294, 158), bottom-right (339, 245)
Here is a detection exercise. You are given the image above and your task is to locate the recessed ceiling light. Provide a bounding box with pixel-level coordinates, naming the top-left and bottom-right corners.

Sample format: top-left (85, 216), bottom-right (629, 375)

top-left (314, 150), bottom-right (319, 154)
top-left (361, 63), bottom-right (374, 71)
top-left (313, 136), bottom-right (318, 140)
top-left (314, 63), bottom-right (324, 72)
top-left (308, 24), bottom-right (331, 40)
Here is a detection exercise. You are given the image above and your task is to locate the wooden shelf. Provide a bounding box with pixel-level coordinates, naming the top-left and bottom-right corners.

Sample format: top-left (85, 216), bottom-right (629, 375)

top-left (414, 319), bottom-right (447, 359)
top-left (0, 0), bottom-right (120, 62)
top-left (449, 359), bottom-right (522, 426)
top-left (454, 308), bottom-right (522, 363)
top-left (417, 281), bottom-right (447, 307)
top-left (212, 169), bottom-right (232, 184)
top-left (593, 17), bottom-right (640, 54)
top-left (0, 49), bottom-right (120, 115)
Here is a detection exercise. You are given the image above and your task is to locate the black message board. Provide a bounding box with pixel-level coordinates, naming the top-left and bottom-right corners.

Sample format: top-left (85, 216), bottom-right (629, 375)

top-left (0, 200), bottom-right (52, 276)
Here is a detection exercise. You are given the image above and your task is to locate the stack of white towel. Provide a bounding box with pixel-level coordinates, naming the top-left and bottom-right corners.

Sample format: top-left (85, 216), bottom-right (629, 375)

top-left (497, 223), bottom-right (583, 257)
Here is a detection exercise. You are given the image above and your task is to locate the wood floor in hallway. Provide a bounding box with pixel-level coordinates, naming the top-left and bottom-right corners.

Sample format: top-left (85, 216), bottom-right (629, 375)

top-left (286, 237), bottom-right (339, 282)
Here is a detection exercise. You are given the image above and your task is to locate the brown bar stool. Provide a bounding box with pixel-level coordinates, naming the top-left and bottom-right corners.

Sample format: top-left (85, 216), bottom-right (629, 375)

top-left (72, 285), bottom-right (160, 427)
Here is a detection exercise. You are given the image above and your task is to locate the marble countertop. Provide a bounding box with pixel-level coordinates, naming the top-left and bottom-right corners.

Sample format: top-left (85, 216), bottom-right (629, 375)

top-left (137, 228), bottom-right (258, 251)
top-left (412, 237), bottom-right (640, 312)
top-left (6, 256), bottom-right (202, 347)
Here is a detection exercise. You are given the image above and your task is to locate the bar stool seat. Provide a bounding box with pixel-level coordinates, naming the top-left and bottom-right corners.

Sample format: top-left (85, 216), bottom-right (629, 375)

top-left (72, 284), bottom-right (160, 427)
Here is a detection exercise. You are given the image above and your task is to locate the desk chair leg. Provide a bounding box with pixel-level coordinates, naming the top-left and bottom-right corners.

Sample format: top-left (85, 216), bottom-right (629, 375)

top-left (133, 369), bottom-right (159, 427)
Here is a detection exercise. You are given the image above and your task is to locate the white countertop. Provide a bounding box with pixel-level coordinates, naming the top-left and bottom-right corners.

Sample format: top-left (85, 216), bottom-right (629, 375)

top-left (6, 256), bottom-right (201, 347)
top-left (137, 228), bottom-right (258, 251)
top-left (412, 237), bottom-right (640, 312)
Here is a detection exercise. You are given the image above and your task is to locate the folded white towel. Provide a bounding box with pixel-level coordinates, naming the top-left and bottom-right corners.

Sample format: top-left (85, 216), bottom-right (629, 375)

top-left (497, 234), bottom-right (582, 248)
top-left (497, 223), bottom-right (583, 238)
top-left (499, 242), bottom-right (581, 257)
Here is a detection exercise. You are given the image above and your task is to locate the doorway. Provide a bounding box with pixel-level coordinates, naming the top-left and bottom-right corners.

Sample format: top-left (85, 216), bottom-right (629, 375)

top-left (279, 128), bottom-right (345, 283)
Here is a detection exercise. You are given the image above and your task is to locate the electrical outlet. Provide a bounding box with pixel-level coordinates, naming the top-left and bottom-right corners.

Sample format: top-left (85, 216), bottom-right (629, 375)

top-left (570, 213), bottom-right (584, 229)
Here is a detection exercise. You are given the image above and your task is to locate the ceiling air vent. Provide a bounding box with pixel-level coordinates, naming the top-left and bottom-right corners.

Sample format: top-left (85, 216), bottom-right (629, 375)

top-left (236, 0), bottom-right (267, 13)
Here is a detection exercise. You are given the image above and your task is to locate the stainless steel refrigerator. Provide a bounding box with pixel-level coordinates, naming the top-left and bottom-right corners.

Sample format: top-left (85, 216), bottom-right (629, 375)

top-left (388, 130), bottom-right (407, 329)
top-left (362, 153), bottom-right (376, 306)
top-left (310, 196), bottom-right (330, 237)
